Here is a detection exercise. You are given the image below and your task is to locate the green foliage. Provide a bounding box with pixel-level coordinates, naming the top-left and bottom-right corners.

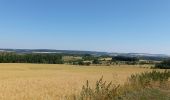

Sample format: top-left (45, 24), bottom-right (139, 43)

top-left (111, 56), bottom-right (139, 65)
top-left (0, 52), bottom-right (63, 64)
top-left (112, 56), bottom-right (139, 62)
top-left (155, 59), bottom-right (170, 69)
top-left (72, 60), bottom-right (91, 66)
top-left (78, 60), bottom-right (85, 65)
top-left (92, 59), bottom-right (100, 64)
top-left (82, 54), bottom-right (97, 61)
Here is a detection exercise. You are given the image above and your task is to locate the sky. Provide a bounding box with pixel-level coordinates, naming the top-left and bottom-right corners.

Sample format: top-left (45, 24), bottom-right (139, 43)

top-left (0, 0), bottom-right (170, 54)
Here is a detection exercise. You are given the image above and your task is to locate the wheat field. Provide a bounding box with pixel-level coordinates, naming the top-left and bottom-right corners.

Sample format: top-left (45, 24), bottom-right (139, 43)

top-left (0, 63), bottom-right (161, 100)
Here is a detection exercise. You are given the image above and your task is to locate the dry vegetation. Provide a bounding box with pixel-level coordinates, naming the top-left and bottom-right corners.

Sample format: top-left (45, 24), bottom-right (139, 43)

top-left (0, 63), bottom-right (165, 100)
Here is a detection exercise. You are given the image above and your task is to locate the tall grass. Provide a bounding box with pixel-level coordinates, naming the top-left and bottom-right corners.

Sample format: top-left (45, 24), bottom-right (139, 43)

top-left (128, 70), bottom-right (170, 88)
top-left (75, 70), bottom-right (170, 100)
top-left (78, 76), bottom-right (120, 100)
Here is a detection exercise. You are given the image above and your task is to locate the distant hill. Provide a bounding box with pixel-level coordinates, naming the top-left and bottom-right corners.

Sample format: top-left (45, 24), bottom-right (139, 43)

top-left (108, 53), bottom-right (170, 61)
top-left (108, 53), bottom-right (169, 57)
top-left (0, 49), bottom-right (108, 56)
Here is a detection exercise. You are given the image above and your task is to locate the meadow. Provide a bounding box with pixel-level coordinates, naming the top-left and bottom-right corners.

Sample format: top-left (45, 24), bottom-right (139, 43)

top-left (0, 63), bottom-right (165, 100)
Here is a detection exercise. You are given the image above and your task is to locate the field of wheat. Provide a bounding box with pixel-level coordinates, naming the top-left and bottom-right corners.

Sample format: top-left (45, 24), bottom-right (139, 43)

top-left (0, 63), bottom-right (162, 100)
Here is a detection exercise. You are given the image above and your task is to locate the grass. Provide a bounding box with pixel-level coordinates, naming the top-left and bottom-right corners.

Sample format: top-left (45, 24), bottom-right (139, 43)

top-left (0, 63), bottom-right (167, 100)
top-left (76, 70), bottom-right (170, 100)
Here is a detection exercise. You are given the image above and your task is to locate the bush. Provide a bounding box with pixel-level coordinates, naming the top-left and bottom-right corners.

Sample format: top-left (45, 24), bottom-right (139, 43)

top-left (92, 59), bottom-right (100, 64)
top-left (155, 59), bottom-right (170, 69)
top-left (77, 60), bottom-right (91, 66)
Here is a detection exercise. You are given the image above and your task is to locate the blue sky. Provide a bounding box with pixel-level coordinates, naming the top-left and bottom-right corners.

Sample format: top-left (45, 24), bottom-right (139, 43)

top-left (0, 0), bottom-right (170, 54)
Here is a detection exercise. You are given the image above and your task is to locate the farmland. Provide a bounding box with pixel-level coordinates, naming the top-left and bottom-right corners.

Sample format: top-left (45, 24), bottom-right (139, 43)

top-left (0, 63), bottom-right (164, 100)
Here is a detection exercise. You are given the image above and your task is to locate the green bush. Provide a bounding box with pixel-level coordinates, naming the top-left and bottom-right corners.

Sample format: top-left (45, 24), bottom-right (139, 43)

top-left (155, 59), bottom-right (170, 69)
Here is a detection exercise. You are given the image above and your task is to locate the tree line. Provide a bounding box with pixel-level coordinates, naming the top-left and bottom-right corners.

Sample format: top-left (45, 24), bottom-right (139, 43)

top-left (112, 56), bottom-right (139, 62)
top-left (0, 52), bottom-right (63, 64)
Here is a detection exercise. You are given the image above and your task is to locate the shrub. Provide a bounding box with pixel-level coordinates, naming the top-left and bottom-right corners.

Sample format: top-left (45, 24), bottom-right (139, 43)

top-left (92, 59), bottom-right (100, 64)
top-left (155, 59), bottom-right (170, 69)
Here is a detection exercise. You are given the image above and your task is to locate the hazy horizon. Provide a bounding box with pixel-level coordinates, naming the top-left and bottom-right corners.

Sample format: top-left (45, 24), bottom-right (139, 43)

top-left (0, 48), bottom-right (170, 56)
top-left (0, 0), bottom-right (170, 54)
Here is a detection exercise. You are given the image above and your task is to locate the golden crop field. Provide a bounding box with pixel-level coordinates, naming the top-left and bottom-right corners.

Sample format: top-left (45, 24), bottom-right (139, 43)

top-left (0, 63), bottom-right (163, 100)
